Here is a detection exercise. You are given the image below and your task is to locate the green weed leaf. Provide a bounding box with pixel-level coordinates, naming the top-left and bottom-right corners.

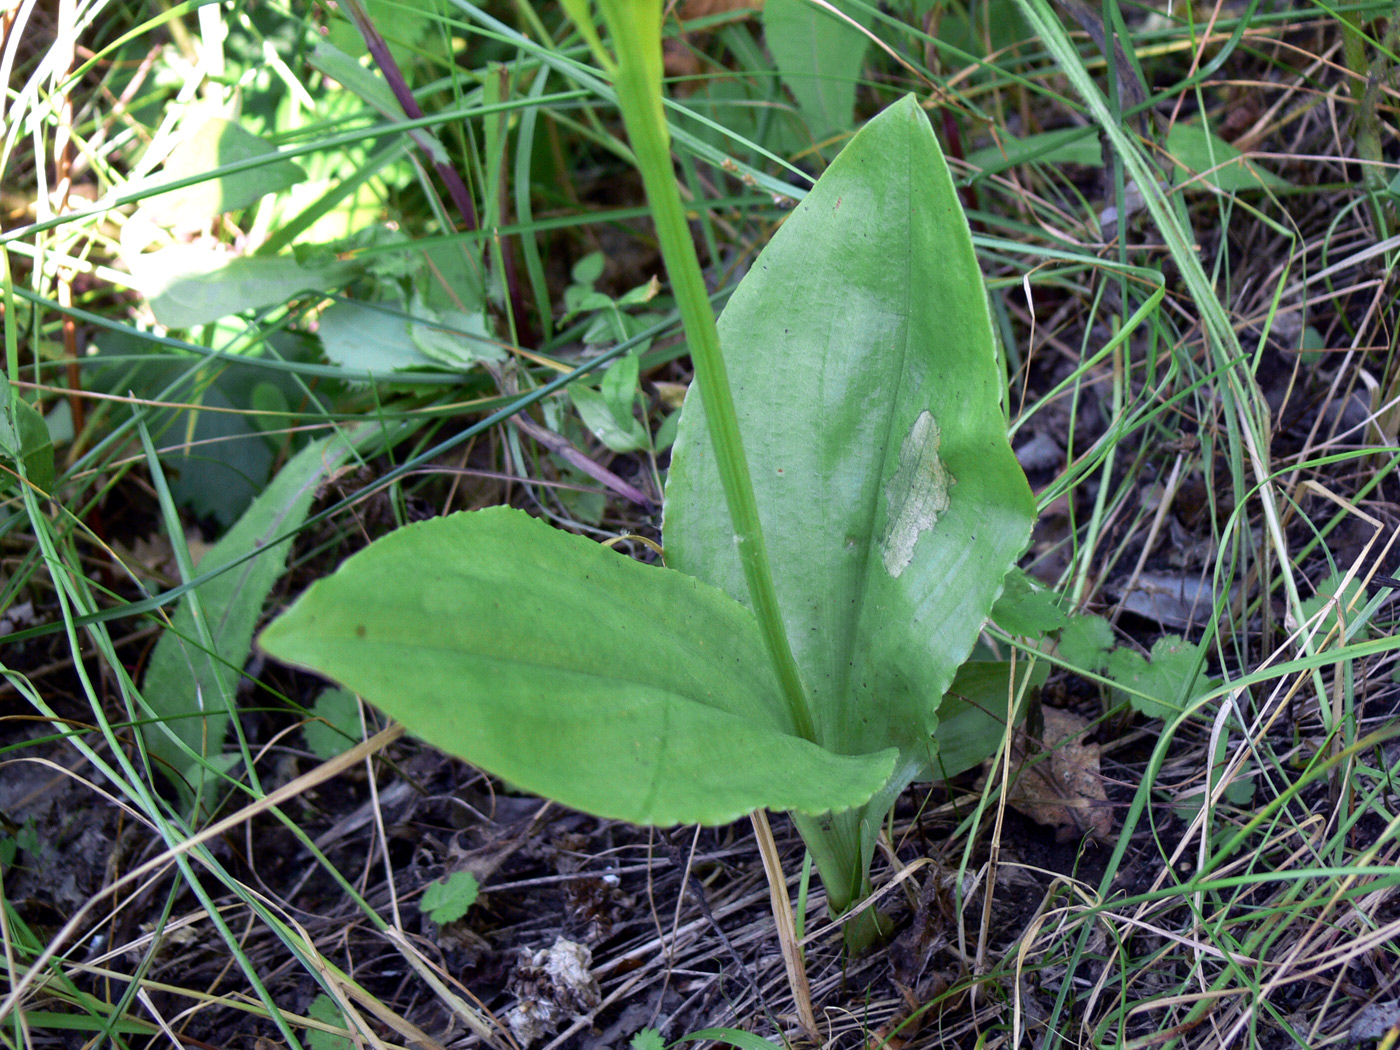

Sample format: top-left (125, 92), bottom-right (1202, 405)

top-left (317, 300), bottom-right (441, 373)
top-left (306, 994), bottom-right (352, 1050)
top-left (1107, 635), bottom-right (1215, 721)
top-left (1165, 124), bottom-right (1286, 194)
top-left (150, 117), bottom-right (305, 228)
top-left (132, 246), bottom-right (355, 329)
top-left (420, 871), bottom-right (480, 923)
top-left (1057, 614), bottom-right (1115, 672)
top-left (570, 384), bottom-right (649, 452)
top-left (572, 252), bottom-right (605, 286)
top-left (260, 507), bottom-right (897, 826)
top-left (303, 688), bottom-right (361, 760)
top-left (991, 568), bottom-right (1068, 637)
top-left (0, 384), bottom-right (55, 493)
top-left (571, 355), bottom-right (648, 452)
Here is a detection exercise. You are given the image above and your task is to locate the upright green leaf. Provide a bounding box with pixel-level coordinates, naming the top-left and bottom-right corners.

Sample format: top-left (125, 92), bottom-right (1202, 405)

top-left (663, 95), bottom-right (1034, 908)
top-left (260, 508), bottom-right (896, 827)
top-left (141, 426), bottom-right (396, 805)
top-left (763, 0), bottom-right (873, 145)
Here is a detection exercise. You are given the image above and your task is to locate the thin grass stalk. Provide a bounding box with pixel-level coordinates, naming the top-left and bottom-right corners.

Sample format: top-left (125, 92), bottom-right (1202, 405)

top-left (0, 528), bottom-right (313, 1048)
top-left (1004, 38), bottom-right (1337, 1027)
top-left (566, 0), bottom-right (817, 745)
top-left (1012, 0), bottom-right (1298, 624)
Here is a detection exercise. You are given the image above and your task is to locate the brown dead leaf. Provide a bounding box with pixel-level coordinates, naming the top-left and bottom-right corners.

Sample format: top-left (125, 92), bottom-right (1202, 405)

top-left (864, 970), bottom-right (958, 1050)
top-left (677, 0), bottom-right (761, 20)
top-left (1001, 707), bottom-right (1112, 841)
top-left (112, 531), bottom-right (212, 587)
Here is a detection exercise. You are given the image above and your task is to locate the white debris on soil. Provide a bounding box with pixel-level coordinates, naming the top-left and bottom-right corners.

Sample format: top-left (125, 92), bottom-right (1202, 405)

top-left (504, 938), bottom-right (602, 1047)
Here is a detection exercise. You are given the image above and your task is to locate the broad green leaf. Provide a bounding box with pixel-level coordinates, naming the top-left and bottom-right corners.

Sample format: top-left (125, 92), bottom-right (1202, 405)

top-left (991, 568), bottom-right (1068, 636)
top-left (318, 297), bottom-right (498, 375)
top-left (566, 287), bottom-right (613, 315)
top-left (259, 508), bottom-right (897, 827)
top-left (131, 246), bottom-right (355, 329)
top-left (664, 95), bottom-right (1034, 908)
top-left (1165, 124), bottom-right (1286, 193)
top-left (666, 96), bottom-right (1033, 760)
top-left (572, 251), bottom-right (605, 286)
top-left (149, 117), bottom-right (305, 228)
top-left (306, 995), bottom-right (353, 1050)
top-left (570, 354), bottom-right (648, 452)
top-left (616, 277), bottom-right (659, 307)
top-left (602, 353), bottom-right (639, 410)
top-left (142, 426), bottom-right (395, 805)
top-left (406, 292), bottom-right (501, 368)
top-left (164, 383), bottom-right (275, 527)
top-left (313, 232), bottom-right (492, 374)
top-left (419, 239), bottom-right (488, 319)
top-left (571, 384), bottom-right (649, 452)
top-left (317, 300), bottom-right (441, 374)
top-left (13, 397), bottom-right (53, 493)
top-left (249, 382), bottom-right (291, 435)
top-left (763, 0), bottom-right (872, 145)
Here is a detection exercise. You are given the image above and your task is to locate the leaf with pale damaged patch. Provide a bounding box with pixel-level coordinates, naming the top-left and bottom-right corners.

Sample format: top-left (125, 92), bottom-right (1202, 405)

top-left (663, 96), bottom-right (1035, 914)
top-left (881, 410), bottom-right (954, 578)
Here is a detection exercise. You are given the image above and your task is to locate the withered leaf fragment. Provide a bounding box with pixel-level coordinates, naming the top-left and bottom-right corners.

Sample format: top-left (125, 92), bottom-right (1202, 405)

top-left (1000, 707), bottom-right (1112, 841)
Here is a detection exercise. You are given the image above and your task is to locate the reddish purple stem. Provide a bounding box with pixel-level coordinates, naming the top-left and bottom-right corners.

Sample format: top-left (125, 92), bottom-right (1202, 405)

top-left (511, 413), bottom-right (656, 511)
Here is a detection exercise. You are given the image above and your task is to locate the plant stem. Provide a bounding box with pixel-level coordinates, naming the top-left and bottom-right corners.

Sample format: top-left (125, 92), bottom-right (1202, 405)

top-left (1338, 4), bottom-right (1396, 235)
top-left (590, 2), bottom-right (818, 745)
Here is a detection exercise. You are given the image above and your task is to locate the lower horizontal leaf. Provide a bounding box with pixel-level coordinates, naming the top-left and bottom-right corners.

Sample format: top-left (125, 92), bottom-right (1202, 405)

top-left (259, 507), bottom-right (895, 826)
